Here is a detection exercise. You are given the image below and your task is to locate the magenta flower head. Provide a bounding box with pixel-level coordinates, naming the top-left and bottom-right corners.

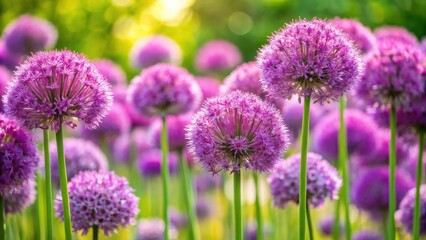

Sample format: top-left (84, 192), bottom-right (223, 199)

top-left (195, 40), bottom-right (242, 73)
top-left (329, 18), bottom-right (376, 53)
top-left (49, 138), bottom-right (108, 186)
top-left (352, 230), bottom-right (384, 240)
top-left (186, 90), bottom-right (289, 174)
top-left (130, 35), bottom-right (182, 69)
top-left (137, 149), bottom-right (178, 178)
top-left (421, 37), bottom-right (426, 53)
top-left (0, 41), bottom-right (22, 71)
top-left (3, 50), bottom-right (113, 132)
top-left (374, 26), bottom-right (418, 46)
top-left (55, 171), bottom-right (139, 236)
top-left (136, 218), bottom-right (178, 240)
top-left (127, 64), bottom-right (202, 117)
top-left (196, 77), bottom-right (221, 101)
top-left (0, 114), bottom-right (39, 193)
top-left (4, 180), bottom-right (36, 214)
top-left (318, 216), bottom-right (343, 237)
top-left (0, 66), bottom-right (11, 112)
top-left (93, 59), bottom-right (126, 86)
top-left (257, 19), bottom-right (363, 104)
top-left (268, 152), bottom-right (342, 208)
top-left (396, 185), bottom-right (426, 235)
top-left (151, 114), bottom-right (191, 152)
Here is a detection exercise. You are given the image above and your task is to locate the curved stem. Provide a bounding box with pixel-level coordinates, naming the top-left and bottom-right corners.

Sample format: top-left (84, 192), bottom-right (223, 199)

top-left (92, 225), bottom-right (98, 240)
top-left (413, 131), bottom-right (425, 239)
top-left (234, 170), bottom-right (242, 240)
top-left (306, 204), bottom-right (314, 240)
top-left (0, 195), bottom-right (5, 240)
top-left (253, 173), bottom-right (263, 240)
top-left (56, 125), bottom-right (73, 240)
top-left (161, 116), bottom-right (170, 240)
top-left (388, 104), bottom-right (397, 239)
top-left (43, 130), bottom-right (53, 240)
top-left (299, 96), bottom-right (311, 240)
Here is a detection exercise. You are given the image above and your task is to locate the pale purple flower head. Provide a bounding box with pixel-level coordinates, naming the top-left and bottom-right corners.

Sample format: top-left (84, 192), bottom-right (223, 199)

top-left (329, 18), bottom-right (377, 54)
top-left (93, 59), bottom-right (126, 86)
top-left (0, 66), bottom-right (11, 112)
top-left (400, 147), bottom-right (426, 179)
top-left (374, 26), bottom-right (418, 46)
top-left (110, 128), bottom-right (153, 164)
top-left (268, 152), bottom-right (342, 208)
top-left (0, 41), bottom-right (22, 71)
top-left (196, 197), bottom-right (213, 220)
top-left (169, 208), bottom-right (188, 230)
top-left (318, 216), bottom-right (343, 236)
top-left (244, 221), bottom-right (271, 240)
top-left (396, 185), bottom-right (426, 235)
top-left (49, 138), bottom-right (108, 186)
top-left (186, 91), bottom-right (289, 174)
top-left (55, 171), bottom-right (139, 236)
top-left (137, 149), bottom-right (178, 178)
top-left (3, 15), bottom-right (57, 55)
top-left (257, 19), bottom-right (363, 104)
top-left (151, 114), bottom-right (191, 152)
top-left (195, 173), bottom-right (221, 193)
top-left (4, 180), bottom-right (36, 214)
top-left (125, 100), bottom-right (153, 127)
top-left (127, 64), bottom-right (202, 117)
top-left (421, 37), bottom-right (426, 53)
top-left (130, 35), bottom-right (182, 69)
top-left (196, 76), bottom-right (221, 101)
top-left (195, 40), bottom-right (242, 73)
top-left (352, 230), bottom-right (384, 240)
top-left (311, 109), bottom-right (379, 161)
top-left (136, 218), bottom-right (178, 240)
top-left (0, 114), bottom-right (39, 194)
top-left (3, 50), bottom-right (113, 131)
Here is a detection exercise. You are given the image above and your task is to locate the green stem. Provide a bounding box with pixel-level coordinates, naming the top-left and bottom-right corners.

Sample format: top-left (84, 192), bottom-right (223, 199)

top-left (338, 97), bottom-right (351, 240)
top-left (55, 125), bottom-right (73, 240)
top-left (413, 131), bottom-right (425, 239)
top-left (92, 225), bottom-right (98, 240)
top-left (253, 173), bottom-right (263, 240)
top-left (299, 96), bottom-right (311, 240)
top-left (388, 104), bottom-right (397, 239)
top-left (234, 170), bottom-right (242, 240)
top-left (178, 151), bottom-right (199, 240)
top-left (306, 204), bottom-right (314, 240)
top-left (34, 174), bottom-right (42, 240)
top-left (43, 130), bottom-right (53, 240)
top-left (160, 116), bottom-right (170, 240)
top-left (0, 195), bottom-right (5, 240)
top-left (332, 197), bottom-right (341, 240)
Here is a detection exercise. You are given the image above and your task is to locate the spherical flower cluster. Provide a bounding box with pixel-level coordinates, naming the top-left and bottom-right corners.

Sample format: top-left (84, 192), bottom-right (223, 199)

top-left (4, 50), bottom-right (113, 131)
top-left (311, 109), bottom-right (379, 161)
top-left (0, 66), bottom-right (11, 112)
top-left (49, 138), bottom-right (108, 186)
top-left (244, 221), bottom-right (271, 240)
top-left (130, 35), bottom-right (182, 69)
top-left (374, 26), bottom-right (418, 46)
top-left (169, 208), bottom-right (188, 230)
top-left (2, 14), bottom-right (57, 55)
top-left (195, 173), bottom-right (221, 193)
top-left (400, 147), bottom-right (426, 179)
top-left (268, 152), bottom-right (342, 208)
top-left (137, 149), bottom-right (178, 178)
top-left (352, 230), bottom-right (384, 240)
top-left (93, 59), bottom-right (126, 86)
top-left (318, 216), bottom-right (343, 236)
top-left (0, 41), bottom-right (22, 71)
top-left (195, 40), bottom-right (242, 73)
top-left (136, 218), bottom-right (178, 240)
top-left (196, 197), bottom-right (213, 220)
top-left (196, 77), bottom-right (221, 101)
top-left (4, 180), bottom-right (36, 214)
top-left (329, 18), bottom-right (376, 53)
top-left (186, 91), bottom-right (289, 174)
top-left (0, 114), bottom-right (39, 193)
top-left (151, 114), bottom-right (191, 152)
top-left (55, 171), bottom-right (139, 236)
top-left (221, 62), bottom-right (266, 99)
top-left (127, 64), bottom-right (201, 117)
top-left (396, 185), bottom-right (426, 235)
top-left (257, 19), bottom-right (363, 104)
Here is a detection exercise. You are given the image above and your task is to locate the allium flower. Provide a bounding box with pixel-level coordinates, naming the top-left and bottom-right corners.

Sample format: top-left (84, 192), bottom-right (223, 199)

top-left (49, 138), bottom-right (108, 186)
top-left (130, 35), bottom-right (182, 69)
top-left (396, 185), bottom-right (426, 235)
top-left (244, 221), bottom-right (271, 240)
top-left (125, 101), bottom-right (153, 127)
top-left (93, 59), bottom-right (126, 86)
top-left (195, 40), bottom-right (242, 73)
top-left (169, 208), bottom-right (188, 230)
top-left (196, 76), bottom-right (221, 101)
top-left (257, 19), bottom-right (363, 104)
top-left (421, 37), bottom-right (426, 53)
top-left (110, 128), bottom-right (153, 164)
top-left (195, 173), bottom-right (221, 193)
top-left (268, 152), bottom-right (342, 208)
top-left (400, 147), bottom-right (426, 179)
top-left (127, 64), bottom-right (201, 116)
top-left (186, 91), bottom-right (289, 174)
top-left (374, 26), bottom-right (418, 46)
top-left (2, 15), bottom-right (57, 55)
top-left (0, 66), bottom-right (11, 112)
top-left (151, 114), bottom-right (191, 152)
top-left (4, 180), bottom-right (36, 214)
top-left (353, 230), bottom-right (384, 240)
top-left (318, 216), bottom-right (343, 236)
top-left (329, 18), bottom-right (376, 53)
top-left (351, 166), bottom-right (414, 217)
top-left (196, 197), bottom-right (213, 220)
top-left (0, 114), bottom-right (39, 193)
top-left (137, 149), bottom-right (178, 178)
top-left (136, 218), bottom-right (178, 240)
top-left (55, 171), bottom-right (139, 236)
top-left (311, 109), bottom-right (379, 161)
top-left (0, 41), bottom-right (22, 71)
top-left (3, 50), bottom-right (113, 131)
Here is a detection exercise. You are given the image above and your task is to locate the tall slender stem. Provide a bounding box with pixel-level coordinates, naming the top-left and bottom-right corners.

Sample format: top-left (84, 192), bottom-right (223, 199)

top-left (178, 151), bottom-right (199, 240)
top-left (234, 170), bottom-right (242, 240)
top-left (332, 198), bottom-right (341, 240)
top-left (92, 225), bottom-right (98, 240)
top-left (35, 173), bottom-right (43, 240)
top-left (56, 125), bottom-right (73, 240)
top-left (388, 104), bottom-right (397, 239)
top-left (253, 173), bottom-right (263, 240)
top-left (306, 204), bottom-right (314, 240)
top-left (0, 195), bottom-right (5, 240)
top-left (338, 97), bottom-right (351, 240)
top-left (413, 131), bottom-right (425, 239)
top-left (160, 116), bottom-right (170, 240)
top-left (299, 96), bottom-right (311, 240)
top-left (43, 130), bottom-right (53, 240)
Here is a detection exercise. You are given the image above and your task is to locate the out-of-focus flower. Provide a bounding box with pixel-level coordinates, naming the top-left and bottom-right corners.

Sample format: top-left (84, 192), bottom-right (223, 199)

top-left (136, 218), bottom-right (178, 240)
top-left (374, 26), bottom-right (418, 46)
top-left (195, 40), bottom-right (242, 73)
top-left (396, 185), bottom-right (426, 235)
top-left (137, 149), bottom-right (178, 178)
top-left (93, 59), bottom-right (126, 86)
top-left (4, 180), bottom-right (36, 214)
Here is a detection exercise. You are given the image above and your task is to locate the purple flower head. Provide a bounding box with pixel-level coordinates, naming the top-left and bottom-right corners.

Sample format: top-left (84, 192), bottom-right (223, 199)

top-left (111, 84), bottom-right (128, 104)
top-left (421, 37), bottom-right (426, 54)
top-left (196, 197), bottom-right (213, 220)
top-left (244, 221), bottom-right (271, 240)
top-left (351, 166), bottom-right (414, 218)
top-left (186, 91), bottom-right (289, 174)
top-left (55, 171), bottom-right (139, 236)
top-left (127, 64), bottom-right (202, 117)
top-left (137, 149), bottom-right (178, 178)
top-left (311, 109), bottom-right (379, 161)
top-left (110, 128), bottom-right (154, 164)
top-left (0, 66), bottom-right (11, 112)
top-left (396, 185), bottom-right (426, 235)
top-left (257, 19), bottom-right (363, 104)
top-left (0, 41), bottom-right (22, 71)
top-left (352, 230), bottom-right (384, 240)
top-left (93, 59), bottom-right (126, 86)
top-left (0, 114), bottom-right (39, 194)
top-left (4, 180), bottom-right (36, 214)
top-left (195, 173), bottom-right (221, 193)
top-left (195, 40), bottom-right (242, 73)
top-left (130, 35), bottom-right (182, 69)
top-left (136, 218), bottom-right (178, 240)
top-left (196, 76), bottom-right (221, 101)
top-left (49, 138), bottom-right (108, 186)
top-left (356, 41), bottom-right (424, 108)
top-left (4, 50), bottom-right (113, 131)
top-left (125, 99), bottom-right (153, 127)
top-left (3, 14), bottom-right (57, 55)
top-left (151, 114), bottom-right (191, 152)
top-left (268, 152), bottom-right (342, 208)
top-left (329, 18), bottom-right (377, 54)
top-left (169, 208), bottom-right (188, 230)
top-left (374, 26), bottom-right (418, 46)
top-left (318, 216), bottom-right (343, 236)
